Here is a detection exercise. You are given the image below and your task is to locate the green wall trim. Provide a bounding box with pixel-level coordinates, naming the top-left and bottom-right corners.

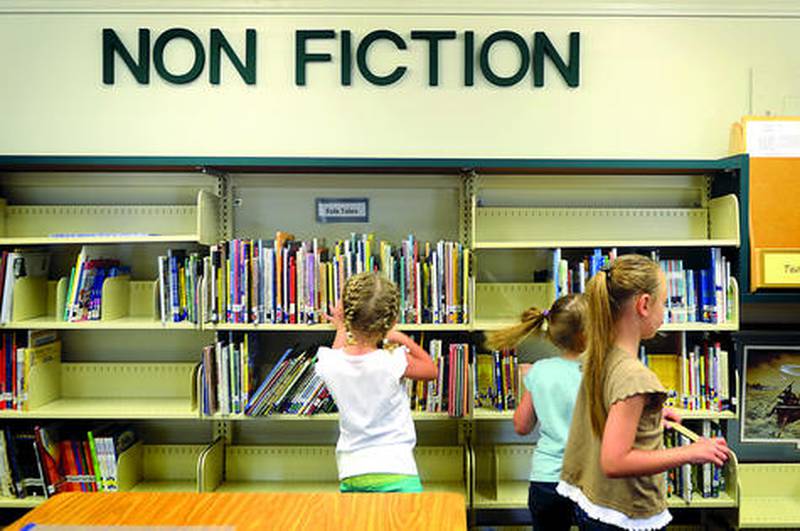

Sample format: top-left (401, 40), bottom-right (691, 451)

top-left (0, 154), bottom-right (748, 172)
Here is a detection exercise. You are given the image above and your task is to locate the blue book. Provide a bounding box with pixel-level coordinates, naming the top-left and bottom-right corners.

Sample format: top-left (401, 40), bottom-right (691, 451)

top-left (686, 269), bottom-right (696, 323)
top-left (552, 248), bottom-right (561, 297)
top-left (245, 347), bottom-right (294, 413)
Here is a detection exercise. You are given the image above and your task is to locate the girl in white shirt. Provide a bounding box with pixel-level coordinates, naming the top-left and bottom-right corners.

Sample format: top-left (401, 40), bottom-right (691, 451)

top-left (315, 272), bottom-right (439, 493)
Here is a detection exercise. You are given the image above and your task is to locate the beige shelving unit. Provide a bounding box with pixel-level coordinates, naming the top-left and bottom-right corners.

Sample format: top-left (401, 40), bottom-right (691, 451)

top-left (117, 443), bottom-right (207, 492)
top-left (197, 440), bottom-right (468, 500)
top-left (0, 190), bottom-right (219, 246)
top-left (0, 360), bottom-right (198, 420)
top-left (0, 159), bottom-right (755, 523)
top-left (4, 277), bottom-right (197, 330)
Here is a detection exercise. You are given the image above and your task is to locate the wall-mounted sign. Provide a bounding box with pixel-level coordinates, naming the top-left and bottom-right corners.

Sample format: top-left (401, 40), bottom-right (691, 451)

top-left (102, 28), bottom-right (580, 88)
top-left (316, 198), bottom-right (369, 223)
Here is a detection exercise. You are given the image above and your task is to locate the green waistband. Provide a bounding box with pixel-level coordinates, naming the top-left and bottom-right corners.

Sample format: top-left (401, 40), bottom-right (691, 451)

top-left (340, 474), bottom-right (423, 493)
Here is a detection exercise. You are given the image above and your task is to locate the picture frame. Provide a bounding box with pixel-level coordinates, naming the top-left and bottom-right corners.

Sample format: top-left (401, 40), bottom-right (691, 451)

top-left (741, 344), bottom-right (800, 444)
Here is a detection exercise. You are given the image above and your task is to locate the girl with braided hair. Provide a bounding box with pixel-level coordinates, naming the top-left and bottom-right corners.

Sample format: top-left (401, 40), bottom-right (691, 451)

top-left (315, 272), bottom-right (438, 493)
top-left (485, 293), bottom-right (587, 531)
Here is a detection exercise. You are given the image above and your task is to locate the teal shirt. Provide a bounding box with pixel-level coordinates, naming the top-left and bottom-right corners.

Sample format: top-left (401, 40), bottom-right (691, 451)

top-left (524, 356), bottom-right (582, 483)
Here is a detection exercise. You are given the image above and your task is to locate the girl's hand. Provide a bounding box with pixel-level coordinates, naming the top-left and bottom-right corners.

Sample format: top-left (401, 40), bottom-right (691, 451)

top-left (662, 407), bottom-right (682, 428)
top-left (687, 437), bottom-right (729, 467)
top-left (323, 301), bottom-right (345, 330)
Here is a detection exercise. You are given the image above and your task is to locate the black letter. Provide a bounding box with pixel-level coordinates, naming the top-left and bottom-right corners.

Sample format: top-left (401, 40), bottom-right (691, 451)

top-left (464, 31), bottom-right (475, 86)
top-left (103, 28), bottom-right (150, 85)
top-left (341, 30), bottom-right (353, 86)
top-left (356, 30), bottom-right (407, 86)
top-left (296, 30), bottom-right (335, 86)
top-left (533, 31), bottom-right (580, 87)
top-left (479, 31), bottom-right (530, 87)
top-left (210, 29), bottom-right (256, 85)
top-left (153, 28), bottom-right (205, 84)
top-left (410, 30), bottom-right (456, 86)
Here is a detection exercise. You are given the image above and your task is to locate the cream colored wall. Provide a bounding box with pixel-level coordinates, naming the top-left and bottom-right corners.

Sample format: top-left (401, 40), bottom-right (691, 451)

top-left (0, 2), bottom-right (798, 158)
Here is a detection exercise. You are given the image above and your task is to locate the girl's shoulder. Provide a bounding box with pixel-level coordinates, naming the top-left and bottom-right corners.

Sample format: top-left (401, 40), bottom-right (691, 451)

top-left (605, 350), bottom-right (666, 405)
top-left (527, 356), bottom-right (579, 384)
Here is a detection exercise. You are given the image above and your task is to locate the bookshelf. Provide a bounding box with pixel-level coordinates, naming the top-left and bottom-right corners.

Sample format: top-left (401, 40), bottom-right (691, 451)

top-left (198, 441), bottom-right (468, 500)
top-left (737, 463), bottom-right (800, 528)
top-left (0, 156), bottom-right (749, 522)
top-left (0, 362), bottom-right (198, 419)
top-left (4, 278), bottom-right (198, 330)
top-left (0, 191), bottom-right (219, 246)
top-left (117, 443), bottom-right (205, 493)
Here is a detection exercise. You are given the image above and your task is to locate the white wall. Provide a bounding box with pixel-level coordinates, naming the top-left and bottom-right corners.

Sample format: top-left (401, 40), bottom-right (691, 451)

top-left (0, 1), bottom-right (798, 158)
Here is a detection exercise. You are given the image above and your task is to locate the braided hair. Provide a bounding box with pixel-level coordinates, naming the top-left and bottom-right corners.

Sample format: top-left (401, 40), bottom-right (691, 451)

top-left (342, 272), bottom-right (400, 342)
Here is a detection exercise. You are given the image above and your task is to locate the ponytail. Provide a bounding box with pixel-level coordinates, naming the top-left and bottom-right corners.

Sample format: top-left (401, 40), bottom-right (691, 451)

top-left (485, 293), bottom-right (587, 353)
top-left (584, 270), bottom-right (617, 438)
top-left (583, 255), bottom-right (662, 438)
top-left (484, 307), bottom-right (548, 351)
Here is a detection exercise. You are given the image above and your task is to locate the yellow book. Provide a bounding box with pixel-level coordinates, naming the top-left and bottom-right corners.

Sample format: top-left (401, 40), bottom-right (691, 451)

top-left (462, 248), bottom-right (470, 323)
top-left (647, 354), bottom-right (680, 407)
top-left (22, 340), bottom-right (61, 411)
top-left (475, 354), bottom-right (495, 409)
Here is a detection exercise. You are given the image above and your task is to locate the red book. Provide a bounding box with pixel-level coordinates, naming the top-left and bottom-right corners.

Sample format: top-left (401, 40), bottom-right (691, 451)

top-left (289, 254), bottom-right (297, 324)
top-left (10, 334), bottom-right (16, 409)
top-left (0, 334), bottom-right (6, 411)
top-left (34, 426), bottom-right (64, 495)
top-left (59, 440), bottom-right (79, 492)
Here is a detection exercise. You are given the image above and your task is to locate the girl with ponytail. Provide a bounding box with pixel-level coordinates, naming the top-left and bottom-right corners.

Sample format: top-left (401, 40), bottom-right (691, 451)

top-left (557, 255), bottom-right (729, 530)
top-left (485, 293), bottom-right (587, 531)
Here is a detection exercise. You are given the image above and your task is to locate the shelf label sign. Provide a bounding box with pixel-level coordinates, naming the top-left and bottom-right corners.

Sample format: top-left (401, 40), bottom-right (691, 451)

top-left (316, 198), bottom-right (369, 223)
top-left (762, 250), bottom-right (800, 287)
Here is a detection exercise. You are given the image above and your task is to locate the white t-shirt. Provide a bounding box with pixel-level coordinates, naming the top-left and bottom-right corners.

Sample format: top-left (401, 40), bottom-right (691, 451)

top-left (315, 345), bottom-right (418, 479)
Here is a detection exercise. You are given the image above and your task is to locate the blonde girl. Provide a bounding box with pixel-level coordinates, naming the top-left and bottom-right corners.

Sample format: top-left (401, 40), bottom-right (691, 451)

top-left (557, 255), bottom-right (729, 530)
top-left (315, 272), bottom-right (438, 493)
top-left (486, 293), bottom-right (587, 531)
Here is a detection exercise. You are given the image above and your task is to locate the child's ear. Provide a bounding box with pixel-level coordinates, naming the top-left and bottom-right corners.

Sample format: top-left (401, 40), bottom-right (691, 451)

top-left (635, 293), bottom-right (652, 317)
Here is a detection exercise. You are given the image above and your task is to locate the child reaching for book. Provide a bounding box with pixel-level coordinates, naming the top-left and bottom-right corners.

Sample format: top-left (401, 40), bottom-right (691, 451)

top-left (485, 293), bottom-right (587, 531)
top-left (315, 272), bottom-right (439, 493)
top-left (557, 255), bottom-right (729, 530)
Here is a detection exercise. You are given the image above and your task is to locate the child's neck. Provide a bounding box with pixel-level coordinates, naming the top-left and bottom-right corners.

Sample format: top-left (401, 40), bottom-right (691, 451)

top-left (614, 321), bottom-right (643, 358)
top-left (561, 349), bottom-right (581, 360)
top-left (343, 331), bottom-right (383, 356)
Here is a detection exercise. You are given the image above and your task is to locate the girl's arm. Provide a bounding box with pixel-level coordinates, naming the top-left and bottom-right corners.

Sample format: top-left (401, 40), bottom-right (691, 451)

top-left (385, 329), bottom-right (438, 381)
top-left (324, 301), bottom-right (347, 349)
top-left (513, 391), bottom-right (537, 435)
top-left (600, 394), bottom-right (729, 479)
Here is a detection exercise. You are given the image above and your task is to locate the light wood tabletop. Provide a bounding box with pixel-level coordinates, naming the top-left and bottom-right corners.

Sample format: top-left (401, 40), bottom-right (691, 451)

top-left (7, 491), bottom-right (467, 531)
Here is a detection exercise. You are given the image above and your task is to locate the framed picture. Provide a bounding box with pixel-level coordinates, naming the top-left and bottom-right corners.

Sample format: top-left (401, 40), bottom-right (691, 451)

top-left (741, 344), bottom-right (800, 443)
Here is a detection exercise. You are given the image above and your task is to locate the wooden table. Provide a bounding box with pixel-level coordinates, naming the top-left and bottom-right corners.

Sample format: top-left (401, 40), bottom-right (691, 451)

top-left (8, 491), bottom-right (466, 530)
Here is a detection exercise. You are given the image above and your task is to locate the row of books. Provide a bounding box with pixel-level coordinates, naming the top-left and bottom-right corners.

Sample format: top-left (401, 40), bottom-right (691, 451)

top-left (659, 249), bottom-right (733, 324)
top-left (0, 250), bottom-right (50, 324)
top-left (665, 421), bottom-right (725, 501)
top-left (64, 246), bottom-right (130, 322)
top-left (157, 250), bottom-right (203, 324)
top-left (474, 350), bottom-right (521, 412)
top-left (550, 248), bottom-right (734, 325)
top-left (206, 234), bottom-right (471, 325)
top-left (0, 330), bottom-right (59, 411)
top-left (201, 333), bottom-right (254, 416)
top-left (552, 248), bottom-right (616, 298)
top-left (405, 340), bottom-right (471, 417)
top-left (201, 336), bottom-right (473, 418)
top-left (0, 424), bottom-right (137, 499)
top-left (200, 337), bottom-right (336, 417)
top-left (245, 346), bottom-right (335, 417)
top-left (641, 340), bottom-right (730, 412)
